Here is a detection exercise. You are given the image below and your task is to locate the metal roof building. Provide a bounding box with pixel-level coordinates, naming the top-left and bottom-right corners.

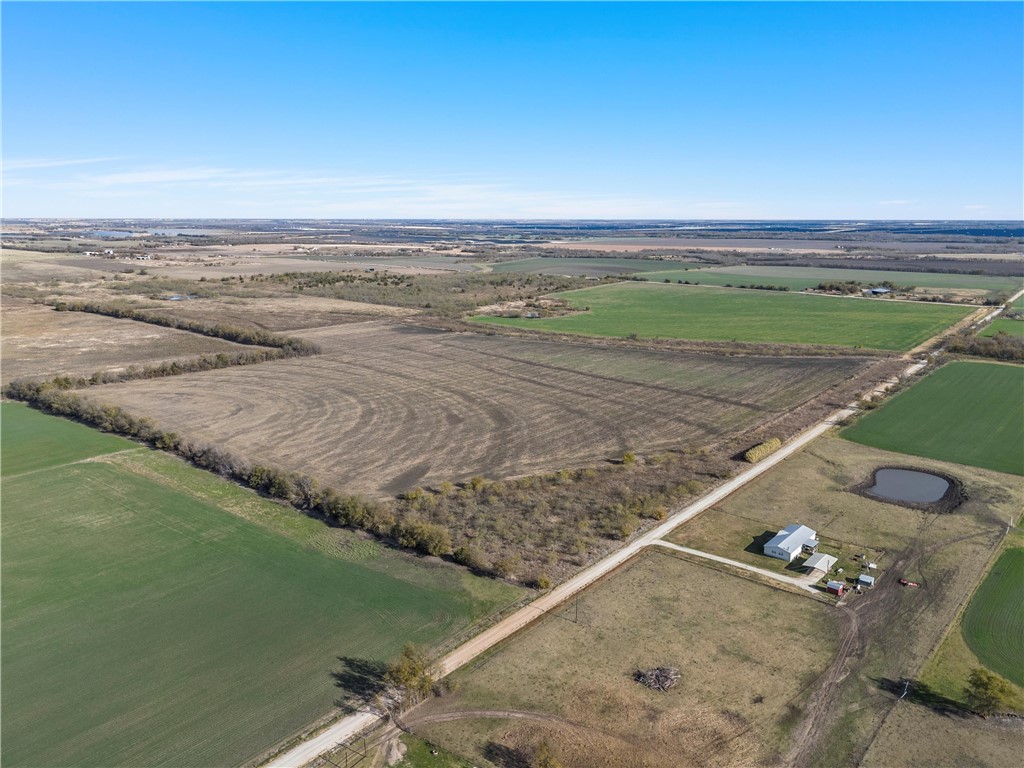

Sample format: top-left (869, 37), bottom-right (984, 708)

top-left (763, 524), bottom-right (818, 563)
top-left (804, 553), bottom-right (838, 574)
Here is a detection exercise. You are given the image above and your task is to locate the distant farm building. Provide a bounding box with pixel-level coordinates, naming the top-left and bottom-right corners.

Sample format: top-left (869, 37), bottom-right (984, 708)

top-left (763, 524), bottom-right (819, 562)
top-left (863, 287), bottom-right (893, 296)
top-left (858, 574), bottom-right (876, 588)
top-left (803, 553), bottom-right (837, 574)
top-left (826, 581), bottom-right (845, 596)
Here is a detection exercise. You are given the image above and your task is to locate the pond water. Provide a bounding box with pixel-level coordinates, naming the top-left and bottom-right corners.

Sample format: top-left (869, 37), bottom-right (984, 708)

top-left (92, 230), bottom-right (135, 238)
top-left (868, 468), bottom-right (950, 503)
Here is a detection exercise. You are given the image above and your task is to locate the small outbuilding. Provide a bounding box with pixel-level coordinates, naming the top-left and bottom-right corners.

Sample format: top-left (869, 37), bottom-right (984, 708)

top-left (858, 574), bottom-right (876, 588)
top-left (826, 581), bottom-right (845, 596)
top-left (804, 553), bottom-right (837, 574)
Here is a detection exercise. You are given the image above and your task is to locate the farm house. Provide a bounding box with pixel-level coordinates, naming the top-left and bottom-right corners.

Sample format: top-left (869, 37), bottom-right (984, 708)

top-left (763, 524), bottom-right (819, 562)
top-left (803, 553), bottom-right (837, 574)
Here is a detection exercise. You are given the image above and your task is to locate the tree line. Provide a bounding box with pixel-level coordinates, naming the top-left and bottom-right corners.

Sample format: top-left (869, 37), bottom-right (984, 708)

top-left (52, 300), bottom-right (321, 356)
top-left (946, 329), bottom-right (1024, 362)
top-left (1, 382), bottom-right (454, 560)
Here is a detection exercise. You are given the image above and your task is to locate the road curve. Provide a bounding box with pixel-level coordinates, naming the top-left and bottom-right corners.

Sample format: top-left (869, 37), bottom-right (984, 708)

top-left (265, 359), bottom-right (926, 768)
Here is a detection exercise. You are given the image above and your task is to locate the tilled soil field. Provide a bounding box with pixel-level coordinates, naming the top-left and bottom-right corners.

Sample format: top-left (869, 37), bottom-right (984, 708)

top-left (86, 321), bottom-right (867, 497)
top-left (1, 299), bottom-right (250, 384)
top-left (127, 296), bottom-right (416, 332)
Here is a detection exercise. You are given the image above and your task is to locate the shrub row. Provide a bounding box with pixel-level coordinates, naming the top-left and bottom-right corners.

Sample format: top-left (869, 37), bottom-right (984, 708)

top-left (744, 437), bottom-right (783, 463)
top-left (8, 348), bottom-right (296, 392)
top-left (1, 383), bottom-right (453, 561)
top-left (946, 330), bottom-right (1024, 362)
top-left (52, 300), bottom-right (321, 356)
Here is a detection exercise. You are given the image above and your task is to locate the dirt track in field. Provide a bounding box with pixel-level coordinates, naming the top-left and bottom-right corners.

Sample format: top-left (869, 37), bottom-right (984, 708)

top-left (83, 321), bottom-right (867, 497)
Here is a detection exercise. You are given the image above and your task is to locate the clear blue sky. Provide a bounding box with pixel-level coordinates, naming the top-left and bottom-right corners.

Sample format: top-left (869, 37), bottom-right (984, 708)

top-left (3, 1), bottom-right (1022, 219)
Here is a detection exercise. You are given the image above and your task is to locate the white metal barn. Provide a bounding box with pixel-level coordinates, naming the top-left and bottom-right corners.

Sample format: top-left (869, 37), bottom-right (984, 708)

top-left (763, 524), bottom-right (818, 562)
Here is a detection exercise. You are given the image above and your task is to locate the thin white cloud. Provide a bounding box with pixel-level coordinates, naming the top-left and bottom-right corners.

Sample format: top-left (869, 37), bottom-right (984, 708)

top-left (6, 160), bottom-right (686, 217)
top-left (964, 204), bottom-right (988, 210)
top-left (877, 199), bottom-right (912, 206)
top-left (3, 156), bottom-right (125, 171)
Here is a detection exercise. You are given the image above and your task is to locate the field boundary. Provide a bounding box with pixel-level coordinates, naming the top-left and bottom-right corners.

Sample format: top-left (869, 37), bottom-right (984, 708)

top-left (263, 358), bottom-right (926, 767)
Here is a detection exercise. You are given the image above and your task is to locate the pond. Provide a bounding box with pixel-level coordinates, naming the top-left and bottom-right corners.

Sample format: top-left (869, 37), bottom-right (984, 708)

top-left (867, 468), bottom-right (950, 504)
top-left (92, 230), bottom-right (135, 238)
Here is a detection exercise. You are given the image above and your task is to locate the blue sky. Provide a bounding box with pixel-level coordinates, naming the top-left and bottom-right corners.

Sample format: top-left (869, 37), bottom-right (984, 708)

top-left (3, 2), bottom-right (1022, 219)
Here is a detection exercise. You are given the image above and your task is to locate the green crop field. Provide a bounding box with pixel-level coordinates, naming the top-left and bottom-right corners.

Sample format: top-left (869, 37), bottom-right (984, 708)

top-left (961, 548), bottom-right (1024, 686)
top-left (1, 402), bottom-right (134, 476)
top-left (486, 256), bottom-right (700, 276)
top-left (842, 361), bottom-right (1024, 475)
top-left (1, 403), bottom-right (522, 768)
top-left (473, 282), bottom-right (971, 350)
top-left (980, 318), bottom-right (1024, 338)
top-left (639, 265), bottom-right (1023, 297)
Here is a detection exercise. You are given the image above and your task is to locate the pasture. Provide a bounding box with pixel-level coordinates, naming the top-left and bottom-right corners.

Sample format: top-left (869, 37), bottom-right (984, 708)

top-left (861, 704), bottom-right (1024, 768)
top-left (669, 436), bottom-right (1019, 764)
top-left (0, 405), bottom-right (522, 768)
top-left (639, 264), bottom-right (1023, 299)
top-left (409, 552), bottom-right (841, 767)
top-left (486, 256), bottom-right (700, 277)
top-left (979, 317), bottom-right (1024, 338)
top-left (86, 322), bottom-right (866, 497)
top-left (473, 282), bottom-right (971, 350)
top-left (1, 298), bottom-right (249, 383)
top-left (961, 548), bottom-right (1024, 686)
top-left (842, 361), bottom-right (1024, 475)
top-left (668, 437), bottom-right (1011, 591)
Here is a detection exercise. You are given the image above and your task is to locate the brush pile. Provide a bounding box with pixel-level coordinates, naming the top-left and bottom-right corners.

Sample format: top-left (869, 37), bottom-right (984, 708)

top-left (635, 667), bottom-right (680, 692)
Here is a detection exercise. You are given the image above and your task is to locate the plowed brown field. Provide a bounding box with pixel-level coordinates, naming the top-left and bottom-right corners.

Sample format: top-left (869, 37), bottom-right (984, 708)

top-left (86, 322), bottom-right (867, 497)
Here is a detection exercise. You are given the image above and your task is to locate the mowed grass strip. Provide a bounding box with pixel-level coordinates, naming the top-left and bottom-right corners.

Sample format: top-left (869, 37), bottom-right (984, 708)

top-left (1, 402), bottom-right (135, 476)
top-left (473, 282), bottom-right (971, 350)
top-left (0, 407), bottom-right (520, 768)
top-left (640, 265), bottom-right (1024, 296)
top-left (961, 548), bottom-right (1024, 687)
top-left (842, 361), bottom-right (1024, 475)
top-left (979, 318), bottom-right (1024, 339)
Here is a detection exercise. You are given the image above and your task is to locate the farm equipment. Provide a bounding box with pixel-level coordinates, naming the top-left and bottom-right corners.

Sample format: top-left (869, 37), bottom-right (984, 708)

top-left (899, 578), bottom-right (921, 588)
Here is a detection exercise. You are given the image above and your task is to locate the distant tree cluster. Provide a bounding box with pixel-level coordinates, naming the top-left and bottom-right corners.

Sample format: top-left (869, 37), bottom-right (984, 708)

top-left (720, 284), bottom-right (790, 292)
top-left (249, 270), bottom-right (593, 316)
top-left (817, 281), bottom-right (863, 294)
top-left (947, 330), bottom-right (1024, 361)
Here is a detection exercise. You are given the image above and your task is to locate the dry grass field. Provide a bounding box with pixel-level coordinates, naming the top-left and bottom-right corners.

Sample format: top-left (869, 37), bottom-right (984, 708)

top-left (146, 257), bottom-right (456, 281)
top-left (129, 295), bottom-right (416, 332)
top-left (860, 705), bottom-right (1023, 768)
top-left (85, 322), bottom-right (867, 497)
top-left (667, 437), bottom-right (1022, 765)
top-left (1, 299), bottom-right (250, 383)
top-left (408, 552), bottom-right (841, 768)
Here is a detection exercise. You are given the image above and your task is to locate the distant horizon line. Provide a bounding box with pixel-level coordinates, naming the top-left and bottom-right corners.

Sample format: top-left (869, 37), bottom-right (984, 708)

top-left (7, 217), bottom-right (1024, 224)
